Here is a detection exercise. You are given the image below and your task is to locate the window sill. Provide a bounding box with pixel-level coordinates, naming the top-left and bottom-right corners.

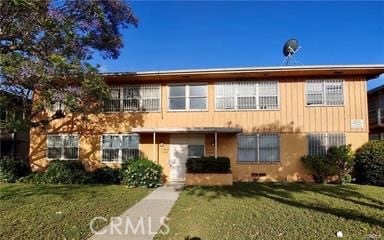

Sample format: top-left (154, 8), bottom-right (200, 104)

top-left (215, 108), bottom-right (280, 112)
top-left (167, 110), bottom-right (209, 112)
top-left (237, 161), bottom-right (281, 165)
top-left (305, 104), bottom-right (344, 107)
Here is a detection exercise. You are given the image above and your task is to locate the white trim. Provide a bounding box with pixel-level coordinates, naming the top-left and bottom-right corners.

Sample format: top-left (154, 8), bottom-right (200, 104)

top-left (100, 64), bottom-right (384, 76)
top-left (46, 134), bottom-right (79, 161)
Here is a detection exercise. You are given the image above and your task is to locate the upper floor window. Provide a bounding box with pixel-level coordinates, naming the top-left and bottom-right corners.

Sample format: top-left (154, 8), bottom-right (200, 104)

top-left (307, 133), bottom-right (345, 156)
top-left (215, 81), bottom-right (279, 110)
top-left (168, 84), bottom-right (207, 111)
top-left (103, 84), bottom-right (161, 112)
top-left (306, 80), bottom-right (344, 106)
top-left (237, 133), bottom-right (280, 163)
top-left (101, 134), bottom-right (139, 162)
top-left (47, 135), bottom-right (79, 160)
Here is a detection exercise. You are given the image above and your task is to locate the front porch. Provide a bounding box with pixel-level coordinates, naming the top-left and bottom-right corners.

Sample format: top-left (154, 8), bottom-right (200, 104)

top-left (132, 127), bottom-right (241, 183)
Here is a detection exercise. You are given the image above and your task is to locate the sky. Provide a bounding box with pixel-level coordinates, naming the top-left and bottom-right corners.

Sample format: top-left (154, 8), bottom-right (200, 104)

top-left (90, 1), bottom-right (384, 90)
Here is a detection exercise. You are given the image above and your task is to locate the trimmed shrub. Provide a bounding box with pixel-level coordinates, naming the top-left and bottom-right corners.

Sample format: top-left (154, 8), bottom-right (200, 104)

top-left (327, 145), bottom-right (354, 184)
top-left (186, 156), bottom-right (231, 173)
top-left (301, 155), bottom-right (336, 183)
top-left (87, 167), bottom-right (121, 184)
top-left (121, 157), bottom-right (162, 188)
top-left (0, 157), bottom-right (30, 183)
top-left (41, 160), bottom-right (87, 184)
top-left (354, 140), bottom-right (384, 186)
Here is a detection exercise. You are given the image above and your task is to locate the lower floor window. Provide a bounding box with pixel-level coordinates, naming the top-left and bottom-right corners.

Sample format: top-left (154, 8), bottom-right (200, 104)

top-left (47, 135), bottom-right (79, 160)
top-left (237, 134), bottom-right (280, 163)
top-left (307, 133), bottom-right (346, 156)
top-left (102, 134), bottom-right (139, 162)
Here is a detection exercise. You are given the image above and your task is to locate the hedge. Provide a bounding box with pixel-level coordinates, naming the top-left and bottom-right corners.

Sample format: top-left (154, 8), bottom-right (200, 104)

top-left (186, 156), bottom-right (231, 173)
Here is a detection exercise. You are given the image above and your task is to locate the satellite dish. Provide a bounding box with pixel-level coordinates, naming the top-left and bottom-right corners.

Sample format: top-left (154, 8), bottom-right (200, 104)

top-left (282, 38), bottom-right (302, 66)
top-left (283, 39), bottom-right (299, 57)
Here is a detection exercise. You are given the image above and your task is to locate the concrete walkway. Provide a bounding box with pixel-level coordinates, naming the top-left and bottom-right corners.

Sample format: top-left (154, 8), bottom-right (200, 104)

top-left (89, 185), bottom-right (181, 240)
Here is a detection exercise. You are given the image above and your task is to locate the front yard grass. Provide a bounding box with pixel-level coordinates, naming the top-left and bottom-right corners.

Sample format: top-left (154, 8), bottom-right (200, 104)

top-left (0, 183), bottom-right (151, 240)
top-left (156, 183), bottom-right (384, 240)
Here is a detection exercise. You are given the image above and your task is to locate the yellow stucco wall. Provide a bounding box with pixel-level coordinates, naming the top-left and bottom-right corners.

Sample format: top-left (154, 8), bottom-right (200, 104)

top-left (29, 77), bottom-right (369, 182)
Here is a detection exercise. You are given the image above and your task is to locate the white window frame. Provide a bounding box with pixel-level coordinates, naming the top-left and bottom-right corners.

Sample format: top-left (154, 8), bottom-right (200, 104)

top-left (46, 134), bottom-right (79, 160)
top-left (103, 84), bottom-right (161, 113)
top-left (307, 133), bottom-right (346, 156)
top-left (168, 83), bottom-right (208, 111)
top-left (101, 134), bottom-right (140, 163)
top-left (215, 81), bottom-right (279, 111)
top-left (237, 133), bottom-right (280, 163)
top-left (305, 80), bottom-right (344, 106)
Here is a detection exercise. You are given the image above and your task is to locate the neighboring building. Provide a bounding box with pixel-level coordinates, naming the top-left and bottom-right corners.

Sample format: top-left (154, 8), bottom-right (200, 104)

top-left (29, 65), bottom-right (384, 182)
top-left (0, 91), bottom-right (31, 160)
top-left (368, 84), bottom-right (384, 140)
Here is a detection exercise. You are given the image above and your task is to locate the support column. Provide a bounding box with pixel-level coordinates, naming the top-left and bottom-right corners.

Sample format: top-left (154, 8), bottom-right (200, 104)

top-left (214, 132), bottom-right (218, 158)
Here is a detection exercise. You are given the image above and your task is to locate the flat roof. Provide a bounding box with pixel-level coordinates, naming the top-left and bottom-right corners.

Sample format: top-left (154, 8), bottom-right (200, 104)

top-left (101, 64), bottom-right (384, 82)
top-left (131, 127), bottom-right (242, 134)
top-left (368, 84), bottom-right (384, 95)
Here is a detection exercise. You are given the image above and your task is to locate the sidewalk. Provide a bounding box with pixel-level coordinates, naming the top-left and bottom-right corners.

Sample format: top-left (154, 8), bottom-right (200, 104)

top-left (89, 185), bottom-right (181, 240)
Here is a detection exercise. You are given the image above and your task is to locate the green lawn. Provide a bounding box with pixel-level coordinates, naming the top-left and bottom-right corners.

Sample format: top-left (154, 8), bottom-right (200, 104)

top-left (156, 183), bottom-right (384, 240)
top-left (0, 183), bottom-right (151, 240)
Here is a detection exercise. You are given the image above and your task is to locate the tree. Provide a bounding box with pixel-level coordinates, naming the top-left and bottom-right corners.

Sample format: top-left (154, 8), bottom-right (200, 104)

top-left (0, 0), bottom-right (137, 129)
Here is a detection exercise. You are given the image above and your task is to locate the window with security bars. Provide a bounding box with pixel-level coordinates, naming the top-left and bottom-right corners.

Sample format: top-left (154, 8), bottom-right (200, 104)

top-left (237, 134), bottom-right (280, 163)
top-left (306, 80), bottom-right (344, 106)
top-left (102, 134), bottom-right (139, 162)
top-left (47, 135), bottom-right (79, 160)
top-left (168, 84), bottom-right (207, 110)
top-left (216, 81), bottom-right (279, 110)
top-left (103, 85), bottom-right (160, 112)
top-left (307, 133), bottom-right (346, 156)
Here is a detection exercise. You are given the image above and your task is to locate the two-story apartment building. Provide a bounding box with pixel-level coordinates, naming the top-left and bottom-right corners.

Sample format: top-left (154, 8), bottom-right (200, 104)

top-left (1, 91), bottom-right (31, 160)
top-left (29, 65), bottom-right (384, 182)
top-left (368, 84), bottom-right (384, 140)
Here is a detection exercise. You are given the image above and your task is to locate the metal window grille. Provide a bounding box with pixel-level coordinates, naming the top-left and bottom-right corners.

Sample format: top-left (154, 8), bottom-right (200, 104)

top-left (47, 135), bottom-right (79, 160)
top-left (306, 80), bottom-right (344, 106)
top-left (238, 134), bottom-right (280, 163)
top-left (102, 134), bottom-right (139, 162)
top-left (259, 81), bottom-right (279, 109)
top-left (103, 85), bottom-right (160, 112)
top-left (259, 134), bottom-right (280, 162)
top-left (237, 82), bottom-right (257, 109)
top-left (121, 135), bottom-right (140, 161)
top-left (238, 134), bottom-right (258, 162)
top-left (307, 133), bottom-right (346, 156)
top-left (103, 88), bottom-right (121, 112)
top-left (325, 80), bottom-right (344, 105)
top-left (216, 81), bottom-right (279, 110)
top-left (216, 82), bottom-right (235, 110)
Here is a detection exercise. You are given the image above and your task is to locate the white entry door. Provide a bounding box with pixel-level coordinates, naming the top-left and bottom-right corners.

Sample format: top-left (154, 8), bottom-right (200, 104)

top-left (169, 134), bottom-right (204, 182)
